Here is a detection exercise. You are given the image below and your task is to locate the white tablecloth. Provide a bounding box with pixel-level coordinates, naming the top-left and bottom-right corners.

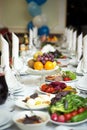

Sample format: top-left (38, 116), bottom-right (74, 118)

top-left (0, 63), bottom-right (87, 130)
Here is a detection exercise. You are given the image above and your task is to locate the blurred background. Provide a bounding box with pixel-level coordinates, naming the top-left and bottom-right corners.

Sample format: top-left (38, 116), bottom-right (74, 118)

top-left (0, 0), bottom-right (87, 35)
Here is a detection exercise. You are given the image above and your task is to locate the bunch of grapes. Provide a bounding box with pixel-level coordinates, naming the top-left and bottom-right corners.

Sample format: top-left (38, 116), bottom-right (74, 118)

top-left (36, 53), bottom-right (55, 65)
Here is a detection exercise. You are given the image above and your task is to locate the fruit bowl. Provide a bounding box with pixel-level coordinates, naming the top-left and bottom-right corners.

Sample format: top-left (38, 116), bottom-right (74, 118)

top-left (27, 65), bottom-right (59, 75)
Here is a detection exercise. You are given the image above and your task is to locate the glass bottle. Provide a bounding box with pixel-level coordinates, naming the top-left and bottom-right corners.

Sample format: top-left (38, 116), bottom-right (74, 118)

top-left (0, 67), bottom-right (8, 105)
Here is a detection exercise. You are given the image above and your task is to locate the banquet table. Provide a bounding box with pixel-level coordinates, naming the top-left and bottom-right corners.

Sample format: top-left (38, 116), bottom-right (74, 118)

top-left (0, 56), bottom-right (87, 130)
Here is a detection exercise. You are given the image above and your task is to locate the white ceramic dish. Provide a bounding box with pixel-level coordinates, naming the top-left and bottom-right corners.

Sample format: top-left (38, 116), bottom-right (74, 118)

top-left (76, 75), bottom-right (87, 91)
top-left (0, 121), bottom-right (13, 130)
top-left (50, 118), bottom-right (87, 126)
top-left (15, 94), bottom-right (54, 110)
top-left (55, 125), bottom-right (87, 130)
top-left (13, 111), bottom-right (50, 130)
top-left (0, 110), bottom-right (12, 126)
top-left (26, 66), bottom-right (59, 75)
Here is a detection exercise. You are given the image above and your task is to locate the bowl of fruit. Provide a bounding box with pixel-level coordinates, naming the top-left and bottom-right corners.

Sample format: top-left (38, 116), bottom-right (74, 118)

top-left (27, 51), bottom-right (59, 75)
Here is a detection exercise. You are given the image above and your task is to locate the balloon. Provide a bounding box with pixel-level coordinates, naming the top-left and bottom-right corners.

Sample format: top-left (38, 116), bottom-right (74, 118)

top-left (38, 25), bottom-right (50, 36)
top-left (27, 21), bottom-right (34, 30)
top-left (26, 0), bottom-right (33, 3)
top-left (28, 2), bottom-right (42, 17)
top-left (26, 0), bottom-right (47, 5)
top-left (33, 15), bottom-right (44, 28)
top-left (34, 0), bottom-right (47, 5)
top-left (33, 14), bottom-right (47, 28)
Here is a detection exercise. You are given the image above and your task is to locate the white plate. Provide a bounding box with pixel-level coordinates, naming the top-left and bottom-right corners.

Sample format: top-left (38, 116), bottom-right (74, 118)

top-left (55, 125), bottom-right (87, 130)
top-left (0, 110), bottom-right (12, 126)
top-left (50, 118), bottom-right (87, 126)
top-left (15, 94), bottom-right (54, 110)
top-left (26, 66), bottom-right (59, 75)
top-left (76, 75), bottom-right (87, 91)
top-left (0, 121), bottom-right (13, 130)
top-left (45, 77), bottom-right (78, 83)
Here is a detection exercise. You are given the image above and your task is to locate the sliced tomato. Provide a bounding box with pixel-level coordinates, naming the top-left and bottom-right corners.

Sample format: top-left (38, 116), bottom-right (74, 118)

top-left (78, 107), bottom-right (85, 113)
top-left (63, 77), bottom-right (71, 81)
top-left (41, 84), bottom-right (48, 91)
top-left (64, 113), bottom-right (72, 121)
top-left (71, 110), bottom-right (78, 116)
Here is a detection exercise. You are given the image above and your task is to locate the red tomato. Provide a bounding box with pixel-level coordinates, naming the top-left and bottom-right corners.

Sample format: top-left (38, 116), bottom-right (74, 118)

top-left (57, 115), bottom-right (66, 122)
top-left (78, 107), bottom-right (85, 113)
top-left (63, 77), bottom-right (71, 81)
top-left (41, 84), bottom-right (48, 91)
top-left (64, 113), bottom-right (72, 121)
top-left (71, 110), bottom-right (78, 116)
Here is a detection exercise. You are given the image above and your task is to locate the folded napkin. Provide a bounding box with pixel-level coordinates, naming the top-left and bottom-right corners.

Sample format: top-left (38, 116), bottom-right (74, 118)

top-left (76, 35), bottom-right (87, 74)
top-left (12, 32), bottom-right (19, 68)
top-left (5, 67), bottom-right (25, 91)
top-left (0, 35), bottom-right (10, 69)
top-left (76, 33), bottom-right (83, 62)
top-left (72, 30), bottom-right (77, 55)
top-left (29, 29), bottom-right (33, 49)
top-left (67, 28), bottom-right (73, 51)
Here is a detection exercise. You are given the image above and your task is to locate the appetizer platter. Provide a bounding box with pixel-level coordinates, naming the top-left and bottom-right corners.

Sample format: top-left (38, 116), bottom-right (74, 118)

top-left (15, 93), bottom-right (54, 110)
top-left (37, 81), bottom-right (77, 94)
top-left (45, 70), bottom-right (77, 83)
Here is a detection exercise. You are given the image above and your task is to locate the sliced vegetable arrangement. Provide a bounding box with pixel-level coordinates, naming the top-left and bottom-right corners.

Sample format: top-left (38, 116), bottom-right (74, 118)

top-left (40, 81), bottom-right (76, 94)
top-left (48, 92), bottom-right (87, 123)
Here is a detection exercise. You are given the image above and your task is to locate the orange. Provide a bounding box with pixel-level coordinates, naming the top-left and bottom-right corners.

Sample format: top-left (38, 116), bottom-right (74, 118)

top-left (34, 61), bottom-right (43, 70)
top-left (44, 61), bottom-right (54, 70)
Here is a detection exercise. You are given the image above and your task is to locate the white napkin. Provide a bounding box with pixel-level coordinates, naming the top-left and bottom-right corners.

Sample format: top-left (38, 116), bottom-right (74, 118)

top-left (0, 35), bottom-right (9, 69)
top-left (82, 35), bottom-right (87, 72)
top-left (41, 44), bottom-right (55, 53)
top-left (12, 32), bottom-right (24, 71)
top-left (33, 27), bottom-right (38, 39)
top-left (76, 35), bottom-right (87, 74)
top-left (5, 67), bottom-right (25, 91)
top-left (72, 30), bottom-right (77, 54)
top-left (67, 28), bottom-right (73, 51)
top-left (76, 33), bottom-right (83, 62)
top-left (12, 32), bottom-right (19, 59)
top-left (29, 29), bottom-right (33, 49)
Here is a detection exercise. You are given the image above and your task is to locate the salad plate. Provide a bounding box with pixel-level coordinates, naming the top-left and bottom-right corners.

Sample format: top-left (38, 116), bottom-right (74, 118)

top-left (15, 93), bottom-right (54, 110)
top-left (45, 70), bottom-right (77, 83)
top-left (50, 118), bottom-right (87, 126)
top-left (55, 125), bottom-right (87, 130)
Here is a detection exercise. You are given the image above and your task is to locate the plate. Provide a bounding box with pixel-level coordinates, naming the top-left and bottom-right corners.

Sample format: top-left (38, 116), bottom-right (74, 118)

top-left (15, 94), bottom-right (54, 110)
top-left (55, 125), bottom-right (87, 130)
top-left (76, 75), bottom-right (87, 91)
top-left (26, 66), bottom-right (59, 75)
top-left (0, 121), bottom-right (13, 130)
top-left (50, 118), bottom-right (87, 126)
top-left (0, 110), bottom-right (12, 126)
top-left (45, 76), bottom-right (78, 83)
top-left (45, 69), bottom-right (77, 83)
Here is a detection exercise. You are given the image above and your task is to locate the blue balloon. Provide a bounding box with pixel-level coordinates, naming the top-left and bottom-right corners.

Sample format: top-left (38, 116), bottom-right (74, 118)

top-left (27, 21), bottom-right (34, 30)
top-left (26, 0), bottom-right (47, 5)
top-left (34, 0), bottom-right (47, 5)
top-left (38, 25), bottom-right (50, 36)
top-left (26, 0), bottom-right (33, 3)
top-left (28, 2), bottom-right (42, 17)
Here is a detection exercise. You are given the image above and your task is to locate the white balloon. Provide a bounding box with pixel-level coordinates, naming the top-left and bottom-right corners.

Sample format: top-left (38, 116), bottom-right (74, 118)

top-left (33, 15), bottom-right (44, 28)
top-left (33, 14), bottom-right (48, 28)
